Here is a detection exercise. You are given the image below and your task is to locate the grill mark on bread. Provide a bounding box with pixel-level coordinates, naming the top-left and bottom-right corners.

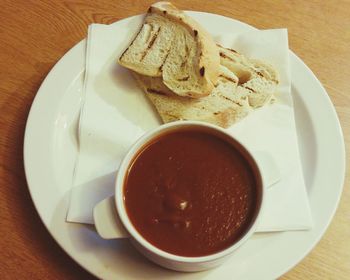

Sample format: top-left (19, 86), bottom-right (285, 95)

top-left (147, 88), bottom-right (167, 96)
top-left (185, 44), bottom-right (190, 57)
top-left (219, 74), bottom-right (237, 83)
top-left (244, 86), bottom-right (256, 93)
top-left (227, 48), bottom-right (238, 53)
top-left (180, 44), bottom-right (190, 68)
top-left (219, 52), bottom-right (236, 62)
top-left (256, 71), bottom-right (278, 83)
top-left (193, 30), bottom-right (198, 36)
top-left (120, 46), bottom-right (130, 60)
top-left (200, 67), bottom-right (205, 76)
top-left (141, 26), bottom-right (161, 61)
top-left (220, 95), bottom-right (234, 102)
top-left (159, 52), bottom-right (170, 71)
top-left (219, 95), bottom-right (243, 107)
top-left (177, 76), bottom-right (189, 81)
top-left (256, 71), bottom-right (264, 78)
top-left (119, 26), bottom-right (145, 60)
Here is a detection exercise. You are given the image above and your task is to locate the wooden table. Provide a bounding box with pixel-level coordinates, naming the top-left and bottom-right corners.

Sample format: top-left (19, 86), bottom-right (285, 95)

top-left (0, 0), bottom-right (349, 279)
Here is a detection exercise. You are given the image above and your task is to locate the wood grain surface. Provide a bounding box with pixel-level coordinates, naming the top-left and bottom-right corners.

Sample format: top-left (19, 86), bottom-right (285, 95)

top-left (0, 0), bottom-right (349, 279)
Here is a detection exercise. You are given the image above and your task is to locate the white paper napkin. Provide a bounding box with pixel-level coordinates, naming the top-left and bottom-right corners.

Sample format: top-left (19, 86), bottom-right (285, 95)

top-left (67, 22), bottom-right (313, 232)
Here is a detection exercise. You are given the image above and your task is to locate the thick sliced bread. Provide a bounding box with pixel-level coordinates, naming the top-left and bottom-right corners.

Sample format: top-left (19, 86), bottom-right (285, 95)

top-left (119, 1), bottom-right (220, 98)
top-left (133, 65), bottom-right (251, 128)
top-left (218, 45), bottom-right (279, 108)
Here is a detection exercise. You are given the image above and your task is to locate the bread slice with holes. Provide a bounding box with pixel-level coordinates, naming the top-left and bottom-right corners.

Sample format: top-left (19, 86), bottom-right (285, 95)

top-left (133, 65), bottom-right (252, 128)
top-left (118, 1), bottom-right (220, 98)
top-left (218, 45), bottom-right (279, 108)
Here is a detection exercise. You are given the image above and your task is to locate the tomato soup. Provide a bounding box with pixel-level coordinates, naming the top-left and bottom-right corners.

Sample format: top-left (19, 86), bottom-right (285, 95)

top-left (124, 128), bottom-right (261, 257)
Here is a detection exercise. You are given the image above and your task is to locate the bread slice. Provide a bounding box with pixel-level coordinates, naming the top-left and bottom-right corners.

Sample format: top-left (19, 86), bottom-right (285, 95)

top-left (218, 45), bottom-right (279, 108)
top-left (132, 47), bottom-right (280, 128)
top-left (118, 1), bottom-right (220, 98)
top-left (133, 65), bottom-right (251, 128)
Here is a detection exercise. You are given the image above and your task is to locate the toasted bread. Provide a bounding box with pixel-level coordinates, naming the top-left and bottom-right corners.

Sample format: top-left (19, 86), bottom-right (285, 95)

top-left (133, 65), bottom-right (251, 128)
top-left (132, 47), bottom-right (279, 128)
top-left (218, 45), bottom-right (279, 108)
top-left (119, 1), bottom-right (220, 98)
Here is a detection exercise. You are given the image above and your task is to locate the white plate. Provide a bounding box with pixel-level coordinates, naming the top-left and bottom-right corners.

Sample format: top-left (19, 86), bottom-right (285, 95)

top-left (24, 12), bottom-right (345, 280)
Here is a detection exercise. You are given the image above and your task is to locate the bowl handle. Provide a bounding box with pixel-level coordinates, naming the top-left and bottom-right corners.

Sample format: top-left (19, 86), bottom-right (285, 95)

top-left (93, 196), bottom-right (129, 239)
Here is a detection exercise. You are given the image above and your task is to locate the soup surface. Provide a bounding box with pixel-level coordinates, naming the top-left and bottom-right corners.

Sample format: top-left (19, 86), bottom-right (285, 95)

top-left (124, 128), bottom-right (260, 257)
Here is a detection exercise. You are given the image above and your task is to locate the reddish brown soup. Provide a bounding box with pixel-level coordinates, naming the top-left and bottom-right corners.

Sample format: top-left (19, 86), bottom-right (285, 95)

top-left (124, 128), bottom-right (261, 257)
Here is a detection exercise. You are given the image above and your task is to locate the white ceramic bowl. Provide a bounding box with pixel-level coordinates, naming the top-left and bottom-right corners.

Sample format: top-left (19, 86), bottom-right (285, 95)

top-left (114, 121), bottom-right (265, 272)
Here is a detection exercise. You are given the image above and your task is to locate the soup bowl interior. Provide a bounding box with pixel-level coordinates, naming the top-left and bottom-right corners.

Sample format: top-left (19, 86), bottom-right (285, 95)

top-left (114, 121), bottom-right (264, 271)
